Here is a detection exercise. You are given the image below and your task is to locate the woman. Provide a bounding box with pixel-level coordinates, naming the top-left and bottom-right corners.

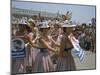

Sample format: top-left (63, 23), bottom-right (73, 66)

top-left (49, 23), bottom-right (76, 71)
top-left (11, 18), bottom-right (30, 74)
top-left (27, 22), bottom-right (57, 73)
top-left (48, 22), bottom-right (63, 71)
top-left (11, 18), bottom-right (38, 74)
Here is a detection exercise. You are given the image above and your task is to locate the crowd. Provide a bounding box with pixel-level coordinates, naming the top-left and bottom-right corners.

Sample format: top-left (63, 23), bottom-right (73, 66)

top-left (11, 14), bottom-right (96, 74)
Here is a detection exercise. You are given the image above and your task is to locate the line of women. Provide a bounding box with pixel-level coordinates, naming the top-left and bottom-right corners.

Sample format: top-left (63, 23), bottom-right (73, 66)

top-left (12, 18), bottom-right (79, 74)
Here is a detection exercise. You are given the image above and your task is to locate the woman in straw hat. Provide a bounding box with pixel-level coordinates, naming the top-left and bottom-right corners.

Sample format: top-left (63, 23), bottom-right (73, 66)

top-left (49, 23), bottom-right (76, 71)
top-left (11, 18), bottom-right (39, 74)
top-left (48, 21), bottom-right (63, 71)
top-left (12, 18), bottom-right (30, 74)
top-left (27, 21), bottom-right (57, 72)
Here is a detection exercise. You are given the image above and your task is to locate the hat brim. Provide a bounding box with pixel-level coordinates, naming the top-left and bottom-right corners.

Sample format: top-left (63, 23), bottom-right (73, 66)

top-left (19, 23), bottom-right (27, 25)
top-left (62, 24), bottom-right (76, 27)
top-left (39, 26), bottom-right (50, 28)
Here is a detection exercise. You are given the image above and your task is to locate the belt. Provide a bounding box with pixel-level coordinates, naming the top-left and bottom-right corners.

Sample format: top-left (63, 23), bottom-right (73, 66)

top-left (64, 48), bottom-right (72, 52)
top-left (58, 48), bottom-right (72, 57)
top-left (39, 48), bottom-right (48, 52)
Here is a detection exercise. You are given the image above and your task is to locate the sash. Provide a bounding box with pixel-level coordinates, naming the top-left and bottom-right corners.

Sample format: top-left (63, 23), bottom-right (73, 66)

top-left (68, 33), bottom-right (84, 62)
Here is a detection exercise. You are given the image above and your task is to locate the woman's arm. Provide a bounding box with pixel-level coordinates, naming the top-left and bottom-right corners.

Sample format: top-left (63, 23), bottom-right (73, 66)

top-left (32, 34), bottom-right (40, 43)
top-left (41, 39), bottom-right (57, 52)
top-left (48, 36), bottom-right (61, 47)
top-left (25, 34), bottom-right (39, 48)
top-left (28, 39), bottom-right (39, 48)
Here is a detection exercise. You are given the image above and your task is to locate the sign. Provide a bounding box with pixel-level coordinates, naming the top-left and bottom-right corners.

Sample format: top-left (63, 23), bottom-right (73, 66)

top-left (11, 38), bottom-right (26, 58)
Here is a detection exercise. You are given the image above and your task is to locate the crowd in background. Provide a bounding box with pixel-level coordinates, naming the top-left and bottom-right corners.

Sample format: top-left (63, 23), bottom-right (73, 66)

top-left (11, 12), bottom-right (96, 74)
top-left (12, 15), bottom-right (96, 53)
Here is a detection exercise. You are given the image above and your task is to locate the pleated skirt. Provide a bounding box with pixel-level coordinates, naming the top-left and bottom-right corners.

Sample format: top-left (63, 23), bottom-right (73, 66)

top-left (11, 48), bottom-right (27, 74)
top-left (11, 58), bottom-right (26, 74)
top-left (56, 54), bottom-right (76, 71)
top-left (25, 46), bottom-right (39, 67)
top-left (33, 49), bottom-right (54, 73)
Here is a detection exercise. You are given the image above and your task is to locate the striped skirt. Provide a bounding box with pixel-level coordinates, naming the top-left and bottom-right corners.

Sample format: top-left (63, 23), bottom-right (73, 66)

top-left (56, 53), bottom-right (76, 71)
top-left (11, 58), bottom-right (26, 74)
top-left (33, 48), bottom-right (54, 73)
top-left (11, 48), bottom-right (27, 74)
top-left (25, 46), bottom-right (39, 67)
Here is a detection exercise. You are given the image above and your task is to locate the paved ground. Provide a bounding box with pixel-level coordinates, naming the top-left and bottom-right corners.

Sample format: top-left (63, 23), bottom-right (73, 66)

top-left (72, 51), bottom-right (96, 70)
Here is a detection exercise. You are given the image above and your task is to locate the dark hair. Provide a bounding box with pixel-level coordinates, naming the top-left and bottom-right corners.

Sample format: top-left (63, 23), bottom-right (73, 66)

top-left (39, 28), bottom-right (43, 32)
top-left (19, 24), bottom-right (32, 33)
top-left (25, 25), bottom-right (32, 33)
top-left (39, 28), bottom-right (50, 32)
top-left (63, 27), bottom-right (66, 32)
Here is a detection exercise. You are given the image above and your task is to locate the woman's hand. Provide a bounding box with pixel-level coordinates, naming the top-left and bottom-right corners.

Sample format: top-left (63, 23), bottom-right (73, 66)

top-left (36, 33), bottom-right (41, 39)
top-left (48, 36), bottom-right (52, 40)
top-left (24, 34), bottom-right (31, 41)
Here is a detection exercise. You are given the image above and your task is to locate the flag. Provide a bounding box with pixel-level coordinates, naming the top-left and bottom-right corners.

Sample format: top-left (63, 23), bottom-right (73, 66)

top-left (68, 33), bottom-right (84, 62)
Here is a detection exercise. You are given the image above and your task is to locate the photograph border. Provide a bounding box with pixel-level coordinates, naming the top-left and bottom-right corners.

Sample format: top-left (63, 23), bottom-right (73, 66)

top-left (10, 0), bottom-right (96, 74)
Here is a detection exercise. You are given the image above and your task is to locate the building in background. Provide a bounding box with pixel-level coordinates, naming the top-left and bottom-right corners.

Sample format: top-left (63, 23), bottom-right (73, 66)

top-left (12, 8), bottom-right (63, 20)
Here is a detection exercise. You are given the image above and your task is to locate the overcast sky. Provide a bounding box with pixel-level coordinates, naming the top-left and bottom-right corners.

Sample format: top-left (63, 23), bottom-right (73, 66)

top-left (12, 0), bottom-right (96, 23)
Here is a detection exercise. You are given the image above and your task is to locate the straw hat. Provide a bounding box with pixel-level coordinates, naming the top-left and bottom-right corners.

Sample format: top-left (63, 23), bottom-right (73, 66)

top-left (62, 20), bottom-right (76, 27)
top-left (39, 21), bottom-right (50, 28)
top-left (64, 20), bottom-right (70, 24)
top-left (19, 19), bottom-right (27, 25)
top-left (62, 24), bottom-right (76, 27)
top-left (55, 20), bottom-right (59, 24)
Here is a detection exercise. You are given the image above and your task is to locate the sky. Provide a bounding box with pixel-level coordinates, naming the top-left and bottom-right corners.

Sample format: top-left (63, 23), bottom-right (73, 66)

top-left (12, 0), bottom-right (96, 23)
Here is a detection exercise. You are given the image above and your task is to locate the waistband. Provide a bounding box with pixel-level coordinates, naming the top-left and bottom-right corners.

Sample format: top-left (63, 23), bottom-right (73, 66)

top-left (39, 48), bottom-right (48, 52)
top-left (64, 48), bottom-right (72, 52)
